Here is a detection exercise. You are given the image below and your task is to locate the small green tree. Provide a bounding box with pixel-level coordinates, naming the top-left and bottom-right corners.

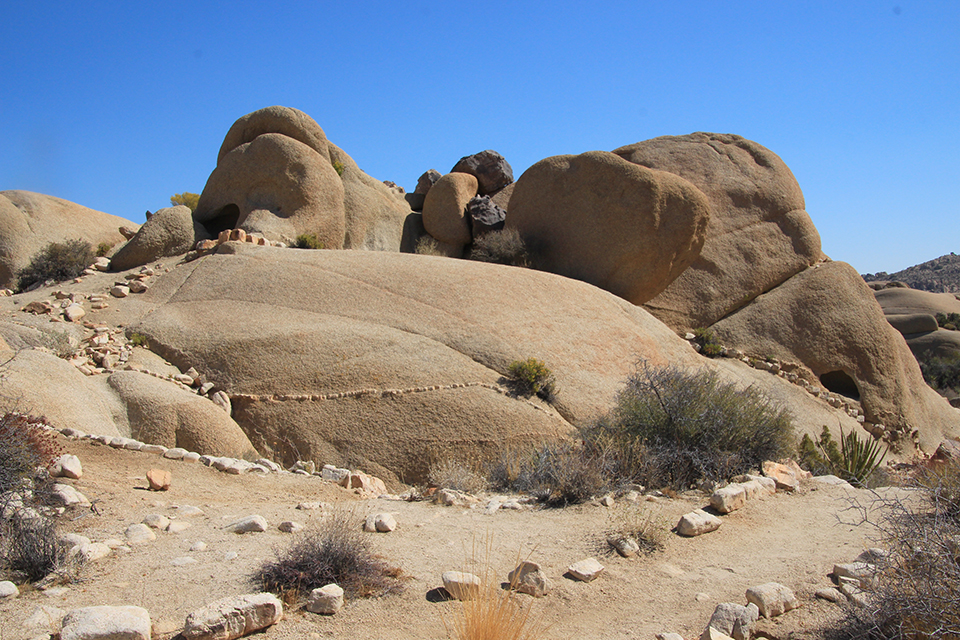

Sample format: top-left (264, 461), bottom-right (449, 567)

top-left (170, 192), bottom-right (200, 212)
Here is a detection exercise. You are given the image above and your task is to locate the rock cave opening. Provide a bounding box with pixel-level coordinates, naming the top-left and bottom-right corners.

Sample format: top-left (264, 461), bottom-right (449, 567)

top-left (819, 370), bottom-right (861, 401)
top-left (202, 203), bottom-right (241, 237)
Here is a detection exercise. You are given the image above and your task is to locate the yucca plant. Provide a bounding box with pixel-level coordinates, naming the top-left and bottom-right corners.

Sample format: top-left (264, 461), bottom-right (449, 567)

top-left (836, 426), bottom-right (887, 488)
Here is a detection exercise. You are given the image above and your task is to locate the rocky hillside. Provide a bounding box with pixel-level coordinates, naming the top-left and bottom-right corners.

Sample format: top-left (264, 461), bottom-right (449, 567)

top-left (863, 252), bottom-right (960, 292)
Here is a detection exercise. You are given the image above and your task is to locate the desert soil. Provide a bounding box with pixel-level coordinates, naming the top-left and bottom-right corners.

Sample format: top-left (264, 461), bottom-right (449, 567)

top-left (0, 434), bottom-right (895, 640)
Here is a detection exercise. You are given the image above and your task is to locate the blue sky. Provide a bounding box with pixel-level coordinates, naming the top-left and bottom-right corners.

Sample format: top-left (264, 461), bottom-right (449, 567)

top-left (2, 1), bottom-right (957, 274)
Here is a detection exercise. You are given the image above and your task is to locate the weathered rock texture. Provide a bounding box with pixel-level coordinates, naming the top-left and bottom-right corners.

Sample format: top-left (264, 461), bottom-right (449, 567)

top-left (507, 151), bottom-right (710, 305)
top-left (874, 286), bottom-right (960, 362)
top-left (450, 150), bottom-right (514, 196)
top-left (194, 106), bottom-right (409, 250)
top-left (421, 173), bottom-right (478, 252)
top-left (129, 242), bottom-right (708, 483)
top-left (713, 261), bottom-right (958, 450)
top-left (111, 205), bottom-right (210, 271)
top-left (0, 190), bottom-right (134, 288)
top-left (614, 133), bottom-right (822, 330)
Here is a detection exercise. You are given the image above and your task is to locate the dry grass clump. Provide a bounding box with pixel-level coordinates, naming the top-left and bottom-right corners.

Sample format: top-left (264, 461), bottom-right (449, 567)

top-left (16, 239), bottom-right (94, 291)
top-left (429, 459), bottom-right (488, 494)
top-left (467, 229), bottom-right (529, 267)
top-left (416, 236), bottom-right (446, 256)
top-left (487, 441), bottom-right (610, 507)
top-left (251, 511), bottom-right (402, 603)
top-left (604, 503), bottom-right (667, 556)
top-left (0, 512), bottom-right (71, 584)
top-left (826, 461), bottom-right (960, 639)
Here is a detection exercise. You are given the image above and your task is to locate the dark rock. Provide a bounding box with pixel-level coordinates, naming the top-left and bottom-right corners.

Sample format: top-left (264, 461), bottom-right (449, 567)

top-left (451, 151), bottom-right (514, 196)
top-left (415, 170), bottom-right (442, 195)
top-left (466, 196), bottom-right (506, 236)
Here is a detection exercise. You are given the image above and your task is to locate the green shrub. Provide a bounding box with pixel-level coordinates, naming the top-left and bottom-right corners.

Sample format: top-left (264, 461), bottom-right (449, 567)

top-left (692, 327), bottom-right (723, 358)
top-left (487, 441), bottom-right (609, 507)
top-left (507, 359), bottom-right (556, 401)
top-left (16, 239), bottom-right (95, 291)
top-left (332, 160), bottom-right (345, 176)
top-left (467, 229), bottom-right (529, 267)
top-left (170, 192), bottom-right (200, 212)
top-left (936, 312), bottom-right (960, 330)
top-left (584, 362), bottom-right (793, 490)
top-left (95, 242), bottom-right (113, 258)
top-left (921, 355), bottom-right (960, 393)
top-left (128, 332), bottom-right (149, 348)
top-left (250, 511), bottom-right (402, 602)
top-left (292, 233), bottom-right (325, 250)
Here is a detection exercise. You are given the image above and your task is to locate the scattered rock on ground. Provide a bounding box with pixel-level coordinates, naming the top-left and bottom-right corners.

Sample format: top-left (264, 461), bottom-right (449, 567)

top-left (508, 561), bottom-right (549, 597)
top-left (147, 468), bottom-right (172, 491)
top-left (60, 605), bottom-right (151, 640)
top-left (442, 571), bottom-right (481, 601)
top-left (745, 582), bottom-right (799, 618)
top-left (182, 592), bottom-right (283, 640)
top-left (306, 584), bottom-right (344, 615)
top-left (567, 558), bottom-right (604, 582)
top-left (676, 510), bottom-right (722, 537)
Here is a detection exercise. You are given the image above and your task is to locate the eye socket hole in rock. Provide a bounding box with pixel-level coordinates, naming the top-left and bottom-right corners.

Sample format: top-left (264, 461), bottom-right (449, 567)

top-left (819, 370), bottom-right (861, 400)
top-left (202, 203), bottom-right (241, 237)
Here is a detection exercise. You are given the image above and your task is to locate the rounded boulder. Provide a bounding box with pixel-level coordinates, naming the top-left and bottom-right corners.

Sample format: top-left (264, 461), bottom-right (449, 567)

top-left (421, 172), bottom-right (478, 250)
top-left (111, 205), bottom-right (210, 271)
top-left (506, 150), bottom-right (710, 305)
top-left (614, 133), bottom-right (822, 330)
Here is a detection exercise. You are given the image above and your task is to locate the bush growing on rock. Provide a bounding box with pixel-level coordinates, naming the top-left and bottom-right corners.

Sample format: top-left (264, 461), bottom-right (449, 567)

top-left (507, 359), bottom-right (556, 402)
top-left (170, 192), bottom-right (200, 212)
top-left (692, 327), bottom-right (723, 358)
top-left (582, 362), bottom-right (793, 490)
top-left (292, 233), bottom-right (325, 249)
top-left (16, 239), bottom-right (94, 291)
top-left (251, 511), bottom-right (402, 602)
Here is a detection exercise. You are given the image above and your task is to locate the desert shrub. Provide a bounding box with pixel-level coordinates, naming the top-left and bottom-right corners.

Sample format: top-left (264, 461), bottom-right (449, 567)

top-left (467, 229), bottom-right (529, 267)
top-left (935, 312), bottom-right (960, 330)
top-left (332, 160), bottom-right (345, 176)
top-left (0, 413), bottom-right (61, 495)
top-left (920, 355), bottom-right (960, 393)
top-left (507, 359), bottom-right (556, 402)
top-left (487, 441), bottom-right (609, 507)
top-left (0, 512), bottom-right (70, 583)
top-left (95, 242), bottom-right (113, 258)
top-left (584, 362), bottom-right (793, 490)
top-left (16, 239), bottom-right (95, 291)
top-left (692, 327), bottom-right (723, 358)
top-left (292, 233), bottom-right (324, 250)
top-left (128, 332), bottom-right (149, 348)
top-left (825, 461), bottom-right (960, 639)
top-left (429, 459), bottom-right (487, 494)
top-left (170, 192), bottom-right (200, 212)
top-left (415, 236), bottom-right (445, 256)
top-left (251, 511), bottom-right (402, 601)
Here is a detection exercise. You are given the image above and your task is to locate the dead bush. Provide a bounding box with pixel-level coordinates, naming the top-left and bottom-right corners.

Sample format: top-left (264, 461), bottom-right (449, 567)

top-left (251, 511), bottom-right (402, 602)
top-left (825, 461), bottom-right (960, 638)
top-left (0, 512), bottom-right (71, 584)
top-left (467, 229), bottom-right (529, 267)
top-left (429, 459), bottom-right (488, 494)
top-left (487, 441), bottom-right (611, 507)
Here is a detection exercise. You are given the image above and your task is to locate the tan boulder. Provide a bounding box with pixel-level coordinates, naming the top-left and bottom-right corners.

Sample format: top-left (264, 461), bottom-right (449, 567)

top-left (110, 205), bottom-right (211, 271)
top-left (217, 105), bottom-right (330, 164)
top-left (614, 133), bottom-right (822, 330)
top-left (107, 371), bottom-right (257, 458)
top-left (506, 150), bottom-right (710, 305)
top-left (128, 243), bottom-right (708, 483)
top-left (712, 261), bottom-right (960, 450)
top-left (421, 172), bottom-right (478, 250)
top-left (195, 132), bottom-right (346, 246)
top-left (146, 468), bottom-right (172, 491)
top-left (874, 286), bottom-right (960, 363)
top-left (328, 142), bottom-right (411, 251)
top-left (0, 190), bottom-right (134, 288)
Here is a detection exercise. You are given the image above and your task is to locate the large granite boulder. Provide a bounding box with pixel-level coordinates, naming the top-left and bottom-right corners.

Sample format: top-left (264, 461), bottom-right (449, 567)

top-left (873, 286), bottom-right (960, 370)
top-left (108, 371), bottom-right (256, 458)
top-left (195, 106), bottom-right (409, 250)
top-left (111, 205), bottom-right (211, 271)
top-left (128, 242), bottom-right (709, 482)
top-left (421, 173), bottom-right (478, 252)
top-left (614, 133), bottom-right (822, 330)
top-left (0, 191), bottom-right (134, 288)
top-left (506, 151), bottom-right (710, 305)
top-left (712, 261), bottom-right (959, 450)
top-left (451, 150), bottom-right (514, 196)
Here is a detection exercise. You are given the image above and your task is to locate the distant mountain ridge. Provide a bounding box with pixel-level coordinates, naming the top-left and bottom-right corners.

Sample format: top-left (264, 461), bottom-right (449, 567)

top-left (862, 253), bottom-right (960, 293)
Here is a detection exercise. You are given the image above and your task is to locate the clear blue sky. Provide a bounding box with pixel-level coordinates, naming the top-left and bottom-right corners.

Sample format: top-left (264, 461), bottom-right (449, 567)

top-left (2, 1), bottom-right (957, 274)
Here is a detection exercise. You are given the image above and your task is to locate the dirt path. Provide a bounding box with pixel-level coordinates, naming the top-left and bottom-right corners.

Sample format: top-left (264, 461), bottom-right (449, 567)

top-left (0, 435), bottom-right (889, 640)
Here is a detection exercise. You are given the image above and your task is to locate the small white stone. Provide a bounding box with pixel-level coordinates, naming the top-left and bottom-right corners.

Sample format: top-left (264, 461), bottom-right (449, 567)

top-left (142, 514), bottom-right (171, 530)
top-left (306, 584), bottom-right (344, 615)
top-left (710, 485), bottom-right (747, 514)
top-left (110, 285), bottom-right (130, 298)
top-left (141, 444), bottom-right (167, 455)
top-left (171, 556), bottom-right (197, 567)
top-left (375, 513), bottom-right (397, 532)
top-left (508, 562), bottom-right (549, 597)
top-left (228, 515), bottom-right (267, 533)
top-left (745, 582), bottom-right (799, 618)
top-left (79, 542), bottom-right (111, 562)
top-left (175, 505), bottom-right (205, 517)
top-left (60, 606), bottom-right (152, 640)
top-left (442, 571), bottom-right (481, 601)
top-left (567, 558), bottom-right (604, 582)
top-left (50, 454), bottom-right (83, 479)
top-left (124, 523), bottom-right (156, 545)
top-left (676, 510), bottom-right (722, 537)
top-left (189, 541), bottom-right (207, 552)
top-left (0, 580), bottom-right (19, 598)
top-left (278, 521), bottom-right (303, 533)
top-left (166, 521), bottom-right (192, 533)
top-left (163, 448), bottom-right (187, 460)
